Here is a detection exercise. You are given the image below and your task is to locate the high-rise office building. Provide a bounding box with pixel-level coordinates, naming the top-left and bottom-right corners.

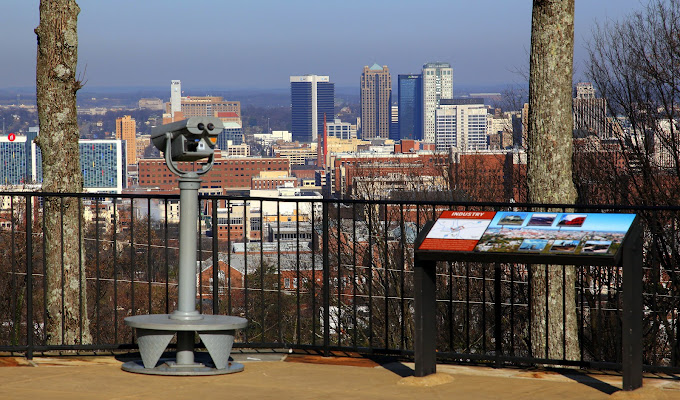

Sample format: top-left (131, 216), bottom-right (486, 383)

top-left (435, 98), bottom-right (488, 152)
top-left (360, 64), bottom-right (392, 140)
top-left (116, 115), bottom-right (137, 165)
top-left (0, 130), bottom-right (37, 185)
top-left (32, 140), bottom-right (127, 193)
top-left (398, 74), bottom-right (423, 141)
top-left (78, 140), bottom-right (128, 193)
top-left (423, 62), bottom-right (453, 143)
top-left (290, 75), bottom-right (335, 143)
top-left (573, 82), bottom-right (608, 138)
top-left (1, 129), bottom-right (126, 193)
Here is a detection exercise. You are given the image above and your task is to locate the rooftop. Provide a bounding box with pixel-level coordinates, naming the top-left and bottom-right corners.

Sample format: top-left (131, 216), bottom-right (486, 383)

top-left (0, 352), bottom-right (676, 399)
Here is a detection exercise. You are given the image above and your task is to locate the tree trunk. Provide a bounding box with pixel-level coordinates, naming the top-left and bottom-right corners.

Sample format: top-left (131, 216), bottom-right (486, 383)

top-left (528, 0), bottom-right (579, 361)
top-left (35, 0), bottom-right (91, 345)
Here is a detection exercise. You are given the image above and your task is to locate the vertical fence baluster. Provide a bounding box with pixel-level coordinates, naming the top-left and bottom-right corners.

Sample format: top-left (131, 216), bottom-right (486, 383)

top-left (147, 198), bottom-right (152, 315)
top-left (306, 202), bottom-right (318, 346)
top-left (198, 198), bottom-right (204, 315)
top-left (113, 198), bottom-right (119, 342)
top-left (95, 197), bottom-right (101, 344)
top-left (400, 203), bottom-right (405, 350)
top-left (383, 202), bottom-right (389, 350)
top-left (212, 198), bottom-right (218, 314)
top-left (337, 200), bottom-right (342, 346)
top-left (260, 199), bottom-right (264, 344)
top-left (227, 199), bottom-right (232, 315)
top-left (352, 202), bottom-right (358, 350)
top-left (26, 195), bottom-right (33, 359)
top-left (10, 196), bottom-right (16, 347)
top-left (483, 262), bottom-right (487, 353)
top-left (243, 201), bottom-right (248, 343)
top-left (42, 196), bottom-right (48, 348)
top-left (60, 197), bottom-right (65, 344)
top-left (130, 198), bottom-right (135, 322)
top-left (295, 201), bottom-right (301, 346)
top-left (368, 202), bottom-right (373, 350)
top-left (322, 200), bottom-right (330, 356)
top-left (495, 263), bottom-right (502, 367)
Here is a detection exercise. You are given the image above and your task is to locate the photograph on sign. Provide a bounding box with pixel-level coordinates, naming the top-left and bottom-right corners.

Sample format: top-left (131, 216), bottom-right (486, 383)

top-left (527, 213), bottom-right (557, 227)
top-left (498, 213), bottom-right (527, 226)
top-left (582, 240), bottom-right (612, 253)
top-left (557, 214), bottom-right (587, 227)
top-left (473, 212), bottom-right (635, 256)
top-left (549, 239), bottom-right (580, 253)
top-left (518, 239), bottom-right (548, 252)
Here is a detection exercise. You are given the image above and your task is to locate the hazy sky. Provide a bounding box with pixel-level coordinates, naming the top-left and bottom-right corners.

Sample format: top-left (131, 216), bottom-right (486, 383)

top-left (1, 0), bottom-right (647, 91)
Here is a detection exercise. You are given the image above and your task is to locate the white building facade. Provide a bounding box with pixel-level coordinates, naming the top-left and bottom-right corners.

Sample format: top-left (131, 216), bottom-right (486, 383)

top-left (422, 62), bottom-right (453, 143)
top-left (435, 99), bottom-right (488, 152)
top-left (326, 119), bottom-right (356, 140)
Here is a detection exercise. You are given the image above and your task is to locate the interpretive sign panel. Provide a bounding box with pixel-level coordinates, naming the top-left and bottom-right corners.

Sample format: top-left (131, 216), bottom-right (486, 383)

top-left (413, 210), bottom-right (642, 390)
top-left (418, 211), bottom-right (636, 258)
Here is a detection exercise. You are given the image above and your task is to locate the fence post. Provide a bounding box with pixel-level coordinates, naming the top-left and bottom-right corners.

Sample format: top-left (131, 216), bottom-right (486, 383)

top-left (26, 194), bottom-right (33, 360)
top-left (322, 201), bottom-right (330, 356)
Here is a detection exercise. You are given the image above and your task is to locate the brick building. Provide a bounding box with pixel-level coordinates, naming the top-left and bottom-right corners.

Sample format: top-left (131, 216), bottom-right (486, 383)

top-left (138, 153), bottom-right (289, 192)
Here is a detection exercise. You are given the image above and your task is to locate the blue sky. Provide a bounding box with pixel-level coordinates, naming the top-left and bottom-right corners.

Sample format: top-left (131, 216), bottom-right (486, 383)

top-left (0, 0), bottom-right (647, 90)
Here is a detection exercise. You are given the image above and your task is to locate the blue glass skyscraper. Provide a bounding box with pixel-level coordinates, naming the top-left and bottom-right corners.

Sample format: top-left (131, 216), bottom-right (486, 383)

top-left (4, 133), bottom-right (128, 193)
top-left (398, 74), bottom-right (423, 141)
top-left (0, 131), bottom-right (35, 185)
top-left (290, 75), bottom-right (335, 143)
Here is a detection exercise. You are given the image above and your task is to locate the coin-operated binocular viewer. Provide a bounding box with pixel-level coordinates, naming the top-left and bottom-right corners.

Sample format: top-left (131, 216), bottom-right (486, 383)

top-left (122, 117), bottom-right (248, 376)
top-left (152, 117), bottom-right (221, 165)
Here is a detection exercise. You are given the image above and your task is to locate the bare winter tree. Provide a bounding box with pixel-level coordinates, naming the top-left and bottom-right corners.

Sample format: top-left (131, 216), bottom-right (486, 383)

top-left (35, 0), bottom-right (92, 345)
top-left (586, 0), bottom-right (680, 365)
top-left (587, 0), bottom-right (680, 203)
top-left (527, 0), bottom-right (579, 361)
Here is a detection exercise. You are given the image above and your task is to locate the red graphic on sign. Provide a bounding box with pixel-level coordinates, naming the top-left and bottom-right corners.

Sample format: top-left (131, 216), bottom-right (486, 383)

top-left (418, 211), bottom-right (496, 252)
top-left (8, 133), bottom-right (16, 142)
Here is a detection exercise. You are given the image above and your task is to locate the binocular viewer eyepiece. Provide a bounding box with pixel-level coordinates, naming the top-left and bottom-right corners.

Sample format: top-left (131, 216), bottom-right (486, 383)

top-left (151, 117), bottom-right (224, 162)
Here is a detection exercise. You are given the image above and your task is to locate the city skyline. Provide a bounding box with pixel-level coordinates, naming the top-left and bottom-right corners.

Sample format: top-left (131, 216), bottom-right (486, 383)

top-left (0, 0), bottom-right (646, 90)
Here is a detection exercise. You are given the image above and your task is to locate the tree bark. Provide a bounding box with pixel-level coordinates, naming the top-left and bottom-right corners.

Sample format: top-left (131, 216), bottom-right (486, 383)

top-left (35, 0), bottom-right (91, 345)
top-left (528, 0), bottom-right (579, 361)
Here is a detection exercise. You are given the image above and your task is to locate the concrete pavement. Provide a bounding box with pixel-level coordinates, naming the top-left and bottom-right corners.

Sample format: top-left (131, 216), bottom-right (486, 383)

top-left (0, 352), bottom-right (678, 399)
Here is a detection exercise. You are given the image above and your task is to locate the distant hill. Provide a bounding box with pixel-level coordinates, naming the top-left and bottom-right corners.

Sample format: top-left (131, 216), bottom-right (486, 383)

top-left (0, 83), bottom-right (524, 109)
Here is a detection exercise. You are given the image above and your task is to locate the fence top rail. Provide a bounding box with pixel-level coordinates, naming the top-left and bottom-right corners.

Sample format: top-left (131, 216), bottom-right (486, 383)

top-left (2, 190), bottom-right (680, 212)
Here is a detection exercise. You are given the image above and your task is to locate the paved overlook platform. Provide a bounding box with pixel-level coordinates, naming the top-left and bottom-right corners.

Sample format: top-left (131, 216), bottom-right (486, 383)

top-left (0, 351), bottom-right (679, 399)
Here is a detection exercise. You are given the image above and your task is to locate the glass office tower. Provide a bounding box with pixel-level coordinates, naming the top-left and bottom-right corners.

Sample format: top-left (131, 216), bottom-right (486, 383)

top-left (398, 74), bottom-right (423, 141)
top-left (290, 75), bottom-right (335, 143)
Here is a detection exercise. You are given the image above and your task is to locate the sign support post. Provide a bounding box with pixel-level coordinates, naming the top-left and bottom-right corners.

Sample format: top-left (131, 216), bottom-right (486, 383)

top-left (621, 222), bottom-right (643, 391)
top-left (414, 255), bottom-right (437, 377)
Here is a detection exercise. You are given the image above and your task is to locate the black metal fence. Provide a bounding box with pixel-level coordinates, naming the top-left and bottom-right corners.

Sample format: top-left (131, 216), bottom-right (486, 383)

top-left (1, 191), bottom-right (679, 372)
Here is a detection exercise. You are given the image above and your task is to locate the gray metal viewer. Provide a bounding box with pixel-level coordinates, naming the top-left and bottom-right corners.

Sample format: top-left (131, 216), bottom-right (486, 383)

top-left (122, 117), bottom-right (247, 375)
